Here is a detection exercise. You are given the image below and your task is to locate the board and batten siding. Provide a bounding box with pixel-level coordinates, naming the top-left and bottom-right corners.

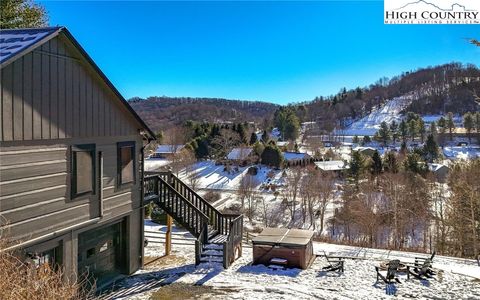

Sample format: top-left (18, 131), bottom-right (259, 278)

top-left (0, 35), bottom-right (146, 243)
top-left (0, 35), bottom-right (140, 142)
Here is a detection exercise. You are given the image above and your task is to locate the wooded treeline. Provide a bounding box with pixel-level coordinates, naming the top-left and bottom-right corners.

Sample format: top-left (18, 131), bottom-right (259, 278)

top-left (128, 96), bottom-right (278, 132)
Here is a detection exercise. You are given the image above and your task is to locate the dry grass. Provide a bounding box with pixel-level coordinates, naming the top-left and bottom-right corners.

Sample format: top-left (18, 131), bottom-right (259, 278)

top-left (150, 283), bottom-right (237, 300)
top-left (0, 236), bottom-right (91, 300)
top-left (144, 255), bottom-right (188, 269)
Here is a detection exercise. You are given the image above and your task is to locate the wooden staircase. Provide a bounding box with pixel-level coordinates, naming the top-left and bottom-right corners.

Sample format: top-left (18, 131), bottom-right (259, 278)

top-left (143, 172), bottom-right (243, 268)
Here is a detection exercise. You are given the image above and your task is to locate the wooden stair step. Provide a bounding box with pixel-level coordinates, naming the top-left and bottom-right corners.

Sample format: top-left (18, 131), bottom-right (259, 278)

top-left (201, 249), bottom-right (223, 257)
top-left (200, 256), bottom-right (224, 263)
top-left (208, 234), bottom-right (228, 244)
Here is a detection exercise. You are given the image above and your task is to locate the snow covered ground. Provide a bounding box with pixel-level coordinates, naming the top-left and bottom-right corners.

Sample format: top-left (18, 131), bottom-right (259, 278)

top-left (342, 94), bottom-right (414, 136)
top-left (107, 222), bottom-right (480, 300)
top-left (178, 161), bottom-right (283, 191)
top-left (144, 158), bottom-right (171, 171)
top-left (443, 146), bottom-right (480, 160)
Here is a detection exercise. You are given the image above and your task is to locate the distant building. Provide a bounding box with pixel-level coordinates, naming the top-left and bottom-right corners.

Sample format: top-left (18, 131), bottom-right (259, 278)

top-left (353, 146), bottom-right (377, 157)
top-left (150, 144), bottom-right (185, 159)
top-left (226, 147), bottom-right (254, 165)
top-left (315, 160), bottom-right (349, 173)
top-left (428, 163), bottom-right (450, 182)
top-left (283, 152), bottom-right (312, 167)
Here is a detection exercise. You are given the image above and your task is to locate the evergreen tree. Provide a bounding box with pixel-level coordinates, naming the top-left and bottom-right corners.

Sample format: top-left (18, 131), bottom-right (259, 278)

top-left (273, 107), bottom-right (300, 141)
top-left (463, 112), bottom-right (475, 143)
top-left (370, 150), bottom-right (383, 175)
top-left (378, 121), bottom-right (391, 146)
top-left (408, 119), bottom-right (418, 141)
top-left (249, 132), bottom-right (258, 145)
top-left (349, 151), bottom-right (366, 183)
top-left (422, 134), bottom-right (439, 162)
top-left (236, 123), bottom-right (247, 143)
top-left (352, 135), bottom-right (359, 144)
top-left (437, 116), bottom-right (447, 146)
top-left (0, 0), bottom-right (48, 29)
top-left (261, 130), bottom-right (269, 143)
top-left (418, 118), bottom-right (426, 143)
top-left (400, 141), bottom-right (408, 154)
top-left (261, 145), bottom-right (283, 168)
top-left (399, 119), bottom-right (408, 142)
top-left (403, 153), bottom-right (427, 175)
top-left (390, 121), bottom-right (399, 144)
top-left (362, 135), bottom-right (371, 145)
top-left (475, 112), bottom-right (480, 133)
top-left (384, 151), bottom-right (399, 173)
top-left (253, 141), bottom-right (265, 156)
top-left (447, 112), bottom-right (456, 141)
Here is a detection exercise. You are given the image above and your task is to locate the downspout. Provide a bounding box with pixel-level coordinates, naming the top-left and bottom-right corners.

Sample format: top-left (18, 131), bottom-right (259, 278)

top-left (140, 134), bottom-right (155, 268)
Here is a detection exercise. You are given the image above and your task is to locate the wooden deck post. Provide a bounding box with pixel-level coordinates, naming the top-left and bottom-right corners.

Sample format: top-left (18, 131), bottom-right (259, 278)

top-left (165, 214), bottom-right (172, 256)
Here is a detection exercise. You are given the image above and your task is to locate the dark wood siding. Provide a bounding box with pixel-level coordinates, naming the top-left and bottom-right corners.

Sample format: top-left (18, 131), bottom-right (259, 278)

top-left (0, 136), bottom-right (142, 240)
top-left (0, 36), bottom-right (141, 142)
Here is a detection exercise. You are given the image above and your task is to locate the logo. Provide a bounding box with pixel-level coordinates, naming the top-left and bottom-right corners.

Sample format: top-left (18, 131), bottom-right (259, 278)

top-left (384, 0), bottom-right (480, 24)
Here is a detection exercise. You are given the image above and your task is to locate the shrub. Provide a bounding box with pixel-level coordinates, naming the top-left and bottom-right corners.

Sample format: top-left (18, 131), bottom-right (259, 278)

top-left (144, 202), bottom-right (153, 219)
top-left (0, 236), bottom-right (90, 300)
top-left (151, 207), bottom-right (167, 224)
top-left (203, 191), bottom-right (221, 203)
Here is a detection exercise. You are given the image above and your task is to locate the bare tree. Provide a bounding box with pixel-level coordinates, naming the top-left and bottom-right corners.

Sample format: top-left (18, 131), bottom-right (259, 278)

top-left (282, 167), bottom-right (303, 226)
top-left (164, 126), bottom-right (189, 175)
top-left (212, 129), bottom-right (240, 157)
top-left (237, 174), bottom-right (258, 221)
top-left (315, 171), bottom-right (336, 235)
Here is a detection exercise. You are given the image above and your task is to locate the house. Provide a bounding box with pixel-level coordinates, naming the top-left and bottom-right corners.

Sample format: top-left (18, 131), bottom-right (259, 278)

top-left (314, 160), bottom-right (349, 173)
top-left (283, 151), bottom-right (312, 167)
top-left (150, 144), bottom-right (185, 159)
top-left (428, 163), bottom-right (450, 182)
top-left (226, 147), bottom-right (254, 165)
top-left (353, 146), bottom-right (377, 157)
top-left (0, 27), bottom-right (155, 287)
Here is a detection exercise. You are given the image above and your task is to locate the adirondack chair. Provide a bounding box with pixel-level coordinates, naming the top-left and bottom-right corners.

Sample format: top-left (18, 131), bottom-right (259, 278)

top-left (375, 259), bottom-right (401, 284)
top-left (413, 251), bottom-right (436, 276)
top-left (322, 251), bottom-right (344, 273)
top-left (414, 250), bottom-right (436, 267)
top-left (408, 258), bottom-right (434, 279)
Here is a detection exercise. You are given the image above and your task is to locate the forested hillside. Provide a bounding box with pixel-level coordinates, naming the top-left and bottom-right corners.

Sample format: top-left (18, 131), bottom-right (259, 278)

top-left (128, 97), bottom-right (278, 132)
top-left (298, 62), bottom-right (480, 131)
top-left (128, 63), bottom-right (479, 134)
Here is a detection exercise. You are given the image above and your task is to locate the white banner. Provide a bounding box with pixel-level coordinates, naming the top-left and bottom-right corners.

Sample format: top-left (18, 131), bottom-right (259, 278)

top-left (384, 0), bottom-right (480, 24)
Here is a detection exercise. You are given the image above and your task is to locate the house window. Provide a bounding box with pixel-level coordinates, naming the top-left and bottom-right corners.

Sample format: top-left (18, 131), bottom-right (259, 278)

top-left (71, 144), bottom-right (95, 198)
top-left (117, 141), bottom-right (135, 186)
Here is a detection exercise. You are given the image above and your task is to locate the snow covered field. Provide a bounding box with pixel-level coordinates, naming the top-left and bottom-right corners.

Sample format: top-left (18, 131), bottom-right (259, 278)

top-left (178, 161), bottom-right (283, 190)
top-left (107, 222), bottom-right (480, 300)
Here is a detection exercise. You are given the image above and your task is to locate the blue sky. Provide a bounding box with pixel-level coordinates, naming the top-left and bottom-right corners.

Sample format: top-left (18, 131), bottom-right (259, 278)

top-left (41, 1), bottom-right (479, 104)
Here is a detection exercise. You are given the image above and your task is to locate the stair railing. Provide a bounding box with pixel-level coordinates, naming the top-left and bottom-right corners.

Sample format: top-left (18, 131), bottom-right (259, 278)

top-left (144, 171), bottom-right (244, 268)
top-left (170, 174), bottom-right (232, 235)
top-left (143, 175), bottom-right (209, 241)
top-left (223, 214), bottom-right (244, 268)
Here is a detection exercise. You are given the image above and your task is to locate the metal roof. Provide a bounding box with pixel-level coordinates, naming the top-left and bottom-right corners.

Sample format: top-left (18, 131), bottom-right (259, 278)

top-left (0, 26), bottom-right (155, 140)
top-left (227, 147), bottom-right (253, 160)
top-left (0, 27), bottom-right (60, 64)
top-left (315, 160), bottom-right (349, 171)
top-left (252, 227), bottom-right (314, 246)
top-left (155, 145), bottom-right (185, 154)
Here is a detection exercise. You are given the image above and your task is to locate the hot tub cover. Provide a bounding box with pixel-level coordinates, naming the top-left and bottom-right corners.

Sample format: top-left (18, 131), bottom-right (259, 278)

top-left (251, 227), bottom-right (314, 246)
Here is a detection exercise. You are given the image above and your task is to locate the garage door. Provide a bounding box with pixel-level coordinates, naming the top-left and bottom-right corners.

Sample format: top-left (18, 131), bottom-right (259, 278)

top-left (78, 220), bottom-right (125, 286)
